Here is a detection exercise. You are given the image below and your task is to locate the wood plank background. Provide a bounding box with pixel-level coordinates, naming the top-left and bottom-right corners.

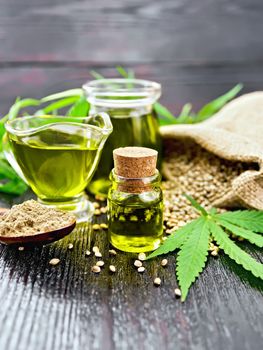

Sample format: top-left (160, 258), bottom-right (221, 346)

top-left (0, 1), bottom-right (263, 350)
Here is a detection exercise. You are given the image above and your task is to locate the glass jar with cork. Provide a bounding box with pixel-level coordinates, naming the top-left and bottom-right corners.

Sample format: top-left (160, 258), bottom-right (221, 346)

top-left (107, 147), bottom-right (163, 253)
top-left (83, 79), bottom-right (162, 196)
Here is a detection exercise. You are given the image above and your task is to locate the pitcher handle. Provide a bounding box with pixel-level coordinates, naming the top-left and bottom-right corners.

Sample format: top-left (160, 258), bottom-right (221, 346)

top-left (2, 133), bottom-right (28, 184)
top-left (86, 112), bottom-right (113, 136)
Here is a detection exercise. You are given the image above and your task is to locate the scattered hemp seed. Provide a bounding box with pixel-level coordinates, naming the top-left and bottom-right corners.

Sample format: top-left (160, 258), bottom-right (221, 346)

top-left (211, 250), bottom-right (218, 257)
top-left (100, 207), bottom-right (107, 214)
top-left (138, 252), bottom-right (146, 261)
top-left (91, 265), bottom-right (101, 273)
top-left (95, 251), bottom-right (102, 258)
top-left (49, 258), bottom-right (60, 266)
top-left (95, 195), bottom-right (105, 202)
top-left (92, 246), bottom-right (100, 253)
top-left (154, 277), bottom-right (161, 286)
top-left (137, 266), bottom-right (145, 273)
top-left (109, 249), bottom-right (117, 256)
top-left (134, 260), bottom-right (143, 268)
top-left (18, 246), bottom-right (24, 251)
top-left (96, 260), bottom-right (105, 267)
top-left (68, 243), bottom-right (74, 250)
top-left (85, 250), bottom-right (91, 256)
top-left (92, 224), bottom-right (100, 231)
top-left (94, 209), bottom-right (101, 216)
top-left (93, 202), bottom-right (100, 209)
top-left (109, 265), bottom-right (116, 273)
top-left (100, 223), bottom-right (108, 229)
top-left (174, 288), bottom-right (182, 298)
top-left (213, 246), bottom-right (219, 253)
top-left (161, 259), bottom-right (168, 267)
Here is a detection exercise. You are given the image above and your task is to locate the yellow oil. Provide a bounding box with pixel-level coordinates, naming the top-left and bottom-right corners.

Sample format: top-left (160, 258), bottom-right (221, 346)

top-left (9, 130), bottom-right (98, 202)
top-left (108, 199), bottom-right (163, 253)
top-left (88, 110), bottom-right (162, 197)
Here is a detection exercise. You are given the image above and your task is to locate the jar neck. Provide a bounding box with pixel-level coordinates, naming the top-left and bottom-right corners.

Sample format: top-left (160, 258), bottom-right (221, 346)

top-left (110, 169), bottom-right (161, 194)
top-left (90, 104), bottom-right (153, 117)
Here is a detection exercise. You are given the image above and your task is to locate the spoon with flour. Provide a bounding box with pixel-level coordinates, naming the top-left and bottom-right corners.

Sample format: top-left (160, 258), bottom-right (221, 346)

top-left (0, 200), bottom-right (76, 245)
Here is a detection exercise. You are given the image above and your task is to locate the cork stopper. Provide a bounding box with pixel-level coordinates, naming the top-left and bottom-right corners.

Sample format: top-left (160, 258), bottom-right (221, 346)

top-left (113, 147), bottom-right (158, 178)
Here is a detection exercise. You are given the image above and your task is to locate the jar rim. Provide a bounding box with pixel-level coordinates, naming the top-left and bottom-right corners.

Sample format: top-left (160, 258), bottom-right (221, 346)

top-left (83, 79), bottom-right (161, 108)
top-left (110, 168), bottom-right (161, 183)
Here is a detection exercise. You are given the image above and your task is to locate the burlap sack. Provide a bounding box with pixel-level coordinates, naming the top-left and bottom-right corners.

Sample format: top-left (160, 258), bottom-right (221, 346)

top-left (161, 92), bottom-right (263, 210)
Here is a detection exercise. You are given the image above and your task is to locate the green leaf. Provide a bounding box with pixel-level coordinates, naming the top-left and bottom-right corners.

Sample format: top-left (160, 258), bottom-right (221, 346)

top-left (216, 210), bottom-right (263, 232)
top-left (177, 217), bottom-right (210, 301)
top-left (176, 103), bottom-right (194, 123)
top-left (0, 160), bottom-right (27, 195)
top-left (67, 95), bottom-right (90, 117)
top-left (146, 218), bottom-right (202, 260)
top-left (196, 84), bottom-right (243, 121)
top-left (184, 194), bottom-right (208, 216)
top-left (41, 89), bottom-right (83, 103)
top-left (0, 177), bottom-right (27, 195)
top-left (0, 124), bottom-right (6, 151)
top-left (116, 66), bottom-right (129, 78)
top-left (217, 220), bottom-right (263, 248)
top-left (115, 66), bottom-right (135, 88)
top-left (41, 96), bottom-right (80, 114)
top-left (115, 66), bottom-right (135, 79)
top-left (154, 102), bottom-right (177, 126)
top-left (0, 160), bottom-right (19, 179)
top-left (209, 220), bottom-right (263, 279)
top-left (6, 98), bottom-right (40, 121)
top-left (90, 70), bottom-right (105, 80)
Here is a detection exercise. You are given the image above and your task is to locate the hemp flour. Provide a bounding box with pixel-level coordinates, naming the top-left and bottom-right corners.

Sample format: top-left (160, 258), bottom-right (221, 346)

top-left (0, 200), bottom-right (76, 237)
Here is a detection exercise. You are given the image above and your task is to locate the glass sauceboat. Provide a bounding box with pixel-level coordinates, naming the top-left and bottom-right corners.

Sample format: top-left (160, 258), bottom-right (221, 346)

top-left (3, 113), bottom-right (112, 222)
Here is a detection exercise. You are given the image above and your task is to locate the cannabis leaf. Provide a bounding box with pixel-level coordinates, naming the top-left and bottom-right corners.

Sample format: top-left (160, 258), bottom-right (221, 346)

top-left (147, 218), bottom-right (202, 259)
top-left (209, 220), bottom-right (263, 279)
top-left (183, 193), bottom-right (208, 216)
top-left (196, 84), bottom-right (243, 121)
top-left (216, 210), bottom-right (263, 232)
top-left (155, 84), bottom-right (243, 126)
top-left (177, 217), bottom-right (210, 301)
top-left (217, 220), bottom-right (263, 248)
top-left (147, 196), bottom-right (263, 301)
top-left (0, 159), bottom-right (27, 195)
top-left (154, 102), bottom-right (177, 126)
top-left (67, 95), bottom-right (90, 117)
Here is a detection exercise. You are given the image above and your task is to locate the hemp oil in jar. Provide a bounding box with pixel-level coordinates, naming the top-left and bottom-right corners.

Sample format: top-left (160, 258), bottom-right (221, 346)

top-left (107, 147), bottom-right (163, 253)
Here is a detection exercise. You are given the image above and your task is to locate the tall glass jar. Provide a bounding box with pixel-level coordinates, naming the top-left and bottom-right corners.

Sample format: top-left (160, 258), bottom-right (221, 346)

top-left (83, 79), bottom-right (162, 196)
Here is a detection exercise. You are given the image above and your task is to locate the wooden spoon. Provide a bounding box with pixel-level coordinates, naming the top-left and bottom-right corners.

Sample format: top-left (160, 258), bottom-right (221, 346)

top-left (0, 208), bottom-right (76, 245)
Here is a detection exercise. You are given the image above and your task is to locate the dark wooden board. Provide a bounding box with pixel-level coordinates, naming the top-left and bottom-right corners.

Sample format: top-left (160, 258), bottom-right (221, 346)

top-left (0, 193), bottom-right (263, 350)
top-left (0, 0), bottom-right (263, 349)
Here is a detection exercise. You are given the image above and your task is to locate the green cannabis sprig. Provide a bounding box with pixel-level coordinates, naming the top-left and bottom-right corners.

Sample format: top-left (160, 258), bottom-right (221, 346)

top-left (156, 83), bottom-right (243, 125)
top-left (147, 195), bottom-right (263, 302)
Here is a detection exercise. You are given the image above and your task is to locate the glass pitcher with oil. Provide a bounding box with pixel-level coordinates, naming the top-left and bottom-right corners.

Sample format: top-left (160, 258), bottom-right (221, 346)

top-left (83, 79), bottom-right (162, 196)
top-left (3, 113), bottom-right (112, 222)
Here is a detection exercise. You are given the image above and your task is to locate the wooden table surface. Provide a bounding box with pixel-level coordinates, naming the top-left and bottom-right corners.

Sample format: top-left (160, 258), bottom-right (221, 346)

top-left (0, 1), bottom-right (263, 349)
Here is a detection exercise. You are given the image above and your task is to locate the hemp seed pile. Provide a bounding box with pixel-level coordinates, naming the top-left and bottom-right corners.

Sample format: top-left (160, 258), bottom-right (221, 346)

top-left (0, 200), bottom-right (75, 237)
top-left (162, 138), bottom-right (257, 233)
